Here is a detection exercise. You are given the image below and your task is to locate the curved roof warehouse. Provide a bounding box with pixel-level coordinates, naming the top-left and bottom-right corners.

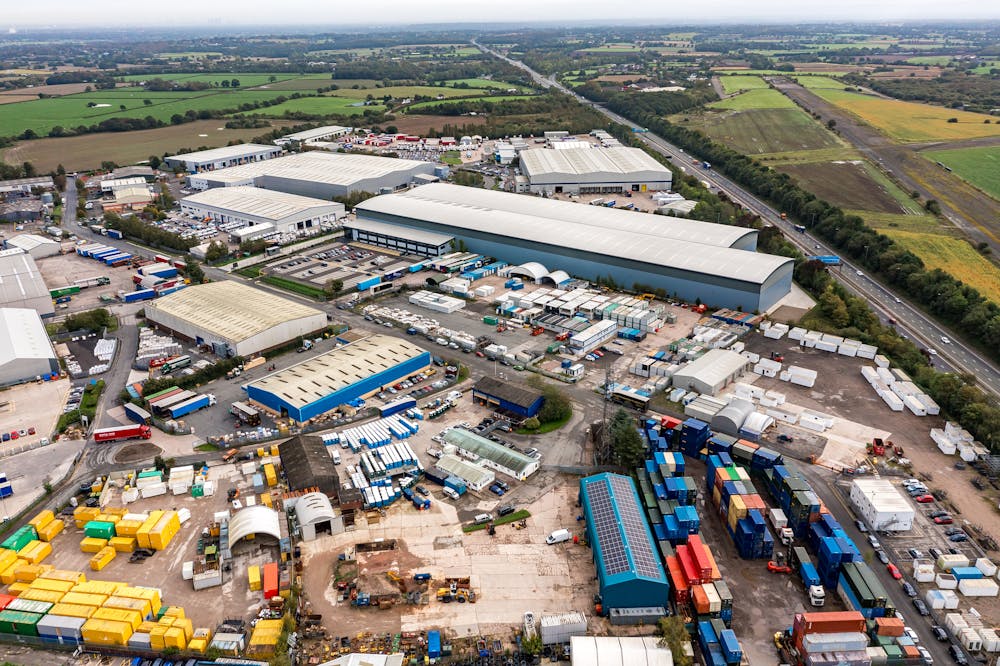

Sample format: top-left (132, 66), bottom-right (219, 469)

top-left (351, 183), bottom-right (792, 312)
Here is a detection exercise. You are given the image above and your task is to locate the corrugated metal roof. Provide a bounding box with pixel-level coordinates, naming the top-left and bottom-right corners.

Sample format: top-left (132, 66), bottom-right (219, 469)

top-left (279, 125), bottom-right (352, 142)
top-left (197, 151), bottom-right (433, 186)
top-left (443, 428), bottom-right (537, 475)
top-left (167, 143), bottom-right (277, 164)
top-left (673, 349), bottom-right (749, 390)
top-left (521, 146), bottom-right (670, 178)
top-left (355, 184), bottom-right (787, 285)
top-left (145, 281), bottom-right (324, 344)
top-left (249, 334), bottom-right (426, 409)
top-left (5, 234), bottom-right (58, 252)
top-left (0, 250), bottom-right (49, 306)
top-left (435, 454), bottom-right (494, 487)
top-left (345, 217), bottom-right (453, 246)
top-left (181, 186), bottom-right (343, 222)
top-left (0, 308), bottom-right (56, 366)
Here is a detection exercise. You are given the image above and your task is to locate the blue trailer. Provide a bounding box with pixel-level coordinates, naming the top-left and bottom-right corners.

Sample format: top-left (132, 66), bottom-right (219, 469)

top-left (427, 631), bottom-right (441, 659)
top-left (147, 266), bottom-right (179, 279)
top-left (168, 394), bottom-right (216, 419)
top-left (122, 289), bottom-right (156, 303)
top-left (380, 397), bottom-right (417, 418)
top-left (357, 276), bottom-right (381, 291)
top-left (123, 403), bottom-right (152, 425)
top-left (807, 255), bottom-right (842, 266)
top-left (0, 473), bottom-right (12, 498)
top-left (155, 285), bottom-right (185, 297)
top-left (91, 249), bottom-right (118, 260)
top-left (444, 476), bottom-right (467, 496)
top-left (107, 229), bottom-right (123, 240)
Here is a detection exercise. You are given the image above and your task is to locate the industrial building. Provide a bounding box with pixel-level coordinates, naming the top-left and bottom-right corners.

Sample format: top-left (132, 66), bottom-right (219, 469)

top-left (519, 146), bottom-right (672, 195)
top-left (3, 234), bottom-right (60, 259)
top-left (144, 281), bottom-right (327, 357)
top-left (579, 473), bottom-right (670, 611)
top-left (471, 376), bottom-right (544, 419)
top-left (274, 125), bottom-right (353, 146)
top-left (164, 143), bottom-right (282, 173)
top-left (443, 428), bottom-right (540, 480)
top-left (0, 308), bottom-right (59, 385)
top-left (291, 491), bottom-right (344, 540)
top-left (279, 435), bottom-right (341, 500)
top-left (672, 349), bottom-right (751, 396)
top-left (569, 636), bottom-right (674, 666)
top-left (0, 176), bottom-right (53, 197)
top-left (0, 248), bottom-right (53, 317)
top-left (179, 187), bottom-right (345, 239)
top-left (247, 334), bottom-right (432, 423)
top-left (346, 218), bottom-right (453, 257)
top-left (352, 184), bottom-right (792, 311)
top-left (435, 454), bottom-right (495, 492)
top-left (186, 151), bottom-right (436, 200)
top-left (849, 479), bottom-right (914, 532)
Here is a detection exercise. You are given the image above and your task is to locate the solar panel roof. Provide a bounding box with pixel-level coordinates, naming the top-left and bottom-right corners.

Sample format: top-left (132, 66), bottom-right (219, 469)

top-left (582, 473), bottom-right (664, 580)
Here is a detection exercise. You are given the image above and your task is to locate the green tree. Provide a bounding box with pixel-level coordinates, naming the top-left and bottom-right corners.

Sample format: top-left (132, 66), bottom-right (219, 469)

top-left (324, 278), bottom-right (344, 297)
top-left (148, 155), bottom-right (161, 170)
top-left (204, 241), bottom-right (229, 263)
top-left (522, 416), bottom-right (540, 430)
top-left (231, 78), bottom-right (240, 88)
top-left (119, 104), bottom-right (126, 111)
top-left (658, 615), bottom-right (693, 666)
top-left (143, 99), bottom-right (152, 106)
top-left (185, 260), bottom-right (206, 284)
top-left (609, 408), bottom-right (645, 469)
top-left (528, 376), bottom-right (572, 424)
top-left (819, 287), bottom-right (850, 327)
top-left (521, 633), bottom-right (543, 655)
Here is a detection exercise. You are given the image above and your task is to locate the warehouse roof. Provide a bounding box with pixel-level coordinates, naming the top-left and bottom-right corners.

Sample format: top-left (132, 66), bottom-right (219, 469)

top-left (569, 636), bottom-right (674, 666)
top-left (279, 435), bottom-right (340, 497)
top-left (520, 146), bottom-right (670, 178)
top-left (0, 308), bottom-right (55, 366)
top-left (472, 376), bottom-right (543, 410)
top-left (356, 184), bottom-right (786, 285)
top-left (197, 151), bottom-right (433, 186)
top-left (443, 428), bottom-right (537, 475)
top-left (852, 478), bottom-right (912, 513)
top-left (673, 349), bottom-right (749, 391)
top-left (145, 281), bottom-right (324, 344)
top-left (228, 505), bottom-right (282, 547)
top-left (278, 125), bottom-right (352, 143)
top-left (294, 492), bottom-right (336, 526)
top-left (250, 334), bottom-right (427, 410)
top-left (167, 143), bottom-right (277, 163)
top-left (580, 473), bottom-right (667, 586)
top-left (345, 217), bottom-right (454, 246)
top-left (435, 454), bottom-right (495, 487)
top-left (0, 176), bottom-right (53, 191)
top-left (0, 249), bottom-right (49, 305)
top-left (181, 186), bottom-right (343, 221)
top-left (5, 234), bottom-right (58, 252)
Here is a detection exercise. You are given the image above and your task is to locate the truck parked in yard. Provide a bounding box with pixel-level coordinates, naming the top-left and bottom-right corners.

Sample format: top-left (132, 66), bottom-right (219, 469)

top-left (792, 546), bottom-right (826, 606)
top-left (123, 403), bottom-right (151, 425)
top-left (167, 394), bottom-right (216, 419)
top-left (92, 424), bottom-right (151, 443)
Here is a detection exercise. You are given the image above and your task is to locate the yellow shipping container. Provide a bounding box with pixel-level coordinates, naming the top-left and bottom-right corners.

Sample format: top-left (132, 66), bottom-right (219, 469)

top-left (261, 492), bottom-right (273, 508)
top-left (39, 569), bottom-right (85, 584)
top-left (19, 587), bottom-right (64, 604)
top-left (135, 510), bottom-right (164, 550)
top-left (0, 549), bottom-right (17, 572)
top-left (256, 447), bottom-right (265, 458)
top-left (172, 617), bottom-right (194, 640)
top-left (269, 444), bottom-right (279, 457)
top-left (149, 624), bottom-right (168, 650)
top-left (81, 618), bottom-right (132, 646)
top-left (15, 563), bottom-right (46, 583)
top-left (37, 518), bottom-right (65, 542)
top-left (80, 537), bottom-right (108, 553)
top-left (116, 586), bottom-right (161, 614)
top-left (263, 463), bottom-right (277, 487)
top-left (92, 607), bottom-right (142, 631)
top-left (48, 603), bottom-right (96, 619)
top-left (103, 507), bottom-right (128, 517)
top-left (29, 577), bottom-right (74, 593)
top-left (104, 595), bottom-right (151, 618)
top-left (72, 581), bottom-right (121, 596)
top-left (17, 540), bottom-right (51, 565)
top-left (28, 510), bottom-right (53, 531)
top-left (163, 626), bottom-right (187, 650)
top-left (162, 605), bottom-right (184, 620)
top-left (109, 536), bottom-right (136, 553)
top-left (89, 547), bottom-right (116, 571)
top-left (157, 616), bottom-right (174, 627)
top-left (6, 582), bottom-right (28, 596)
top-left (0, 560), bottom-right (24, 585)
top-left (188, 637), bottom-right (208, 653)
top-left (248, 565), bottom-right (261, 591)
top-left (137, 621), bottom-right (159, 633)
top-left (147, 512), bottom-right (180, 551)
top-left (114, 519), bottom-right (143, 537)
top-left (61, 592), bottom-right (108, 607)
top-left (95, 514), bottom-right (121, 524)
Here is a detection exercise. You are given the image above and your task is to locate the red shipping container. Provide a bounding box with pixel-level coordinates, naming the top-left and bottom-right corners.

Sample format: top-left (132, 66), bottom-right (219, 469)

top-left (874, 617), bottom-right (904, 637)
top-left (736, 439), bottom-right (759, 451)
top-left (661, 416), bottom-right (681, 430)
top-left (701, 543), bottom-right (721, 581)
top-left (667, 557), bottom-right (690, 603)
top-left (0, 594), bottom-right (15, 610)
top-left (687, 535), bottom-right (712, 580)
top-left (793, 611), bottom-right (866, 640)
top-left (902, 645), bottom-right (921, 659)
top-left (676, 546), bottom-right (701, 585)
top-left (262, 562), bottom-right (279, 599)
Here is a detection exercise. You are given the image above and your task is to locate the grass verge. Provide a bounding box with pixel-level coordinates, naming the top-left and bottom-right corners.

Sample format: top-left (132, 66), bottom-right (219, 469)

top-left (261, 275), bottom-right (327, 300)
top-left (516, 412), bottom-right (572, 435)
top-left (462, 510), bottom-right (531, 533)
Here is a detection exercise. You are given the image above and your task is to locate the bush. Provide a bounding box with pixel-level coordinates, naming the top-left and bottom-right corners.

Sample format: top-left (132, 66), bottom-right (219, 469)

top-left (61, 308), bottom-right (115, 333)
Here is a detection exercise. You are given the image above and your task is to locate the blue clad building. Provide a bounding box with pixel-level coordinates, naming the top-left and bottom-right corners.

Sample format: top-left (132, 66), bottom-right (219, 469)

top-left (246, 334), bottom-right (431, 422)
top-left (472, 376), bottom-right (544, 418)
top-left (579, 473), bottom-right (671, 613)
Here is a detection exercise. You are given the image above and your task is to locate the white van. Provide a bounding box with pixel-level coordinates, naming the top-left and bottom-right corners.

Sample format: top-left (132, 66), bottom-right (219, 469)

top-left (546, 529), bottom-right (571, 545)
top-left (442, 487), bottom-right (460, 500)
top-left (474, 513), bottom-right (493, 525)
top-left (331, 451), bottom-right (341, 465)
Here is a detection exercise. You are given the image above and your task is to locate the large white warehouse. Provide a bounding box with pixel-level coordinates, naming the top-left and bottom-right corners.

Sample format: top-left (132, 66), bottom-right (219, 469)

top-left (3, 234), bottom-right (60, 259)
top-left (0, 308), bottom-right (59, 385)
top-left (145, 281), bottom-right (327, 357)
top-left (0, 248), bottom-right (53, 317)
top-left (850, 478), bottom-right (914, 532)
top-left (164, 143), bottom-right (282, 173)
top-left (519, 146), bottom-right (672, 195)
top-left (672, 349), bottom-right (751, 396)
top-left (179, 186), bottom-right (345, 239)
top-left (186, 151), bottom-right (436, 199)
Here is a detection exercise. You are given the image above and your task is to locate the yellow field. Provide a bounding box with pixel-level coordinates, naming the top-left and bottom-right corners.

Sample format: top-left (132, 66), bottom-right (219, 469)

top-left (813, 88), bottom-right (1000, 142)
top-left (884, 230), bottom-right (1000, 303)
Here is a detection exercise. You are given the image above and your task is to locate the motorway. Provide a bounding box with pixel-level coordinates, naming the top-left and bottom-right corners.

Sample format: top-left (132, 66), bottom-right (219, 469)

top-left (475, 41), bottom-right (1000, 397)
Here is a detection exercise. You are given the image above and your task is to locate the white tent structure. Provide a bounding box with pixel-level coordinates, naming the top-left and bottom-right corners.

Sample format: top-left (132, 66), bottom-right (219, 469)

top-left (228, 506), bottom-right (281, 548)
top-left (294, 492), bottom-right (339, 541)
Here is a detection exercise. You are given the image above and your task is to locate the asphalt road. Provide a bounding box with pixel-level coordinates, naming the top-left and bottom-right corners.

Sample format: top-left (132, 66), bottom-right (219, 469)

top-left (475, 41), bottom-right (1000, 397)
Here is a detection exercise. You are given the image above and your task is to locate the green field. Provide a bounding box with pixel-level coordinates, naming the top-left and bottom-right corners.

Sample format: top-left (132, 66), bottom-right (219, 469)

top-left (862, 211), bottom-right (959, 235)
top-left (405, 94), bottom-right (537, 111)
top-left (675, 108), bottom-right (842, 155)
top-left (579, 43), bottom-right (643, 53)
top-left (332, 85), bottom-right (491, 100)
top-left (718, 76), bottom-right (771, 94)
top-left (884, 230), bottom-right (1000, 303)
top-left (157, 52), bottom-right (223, 59)
top-left (924, 146), bottom-right (1000, 201)
top-left (119, 72), bottom-right (301, 87)
top-left (237, 96), bottom-right (385, 117)
top-left (795, 76), bottom-right (851, 89)
top-left (709, 88), bottom-right (797, 110)
top-left (443, 78), bottom-right (527, 90)
top-left (905, 56), bottom-right (954, 66)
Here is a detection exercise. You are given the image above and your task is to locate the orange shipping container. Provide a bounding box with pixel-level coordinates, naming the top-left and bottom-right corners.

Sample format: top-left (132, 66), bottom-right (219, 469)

top-left (701, 543), bottom-right (722, 581)
top-left (874, 617), bottom-right (905, 637)
top-left (692, 584), bottom-right (710, 614)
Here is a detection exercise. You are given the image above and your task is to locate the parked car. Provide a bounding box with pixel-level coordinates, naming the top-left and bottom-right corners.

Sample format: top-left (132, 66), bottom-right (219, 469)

top-left (948, 533), bottom-right (969, 543)
top-left (934, 516), bottom-right (954, 525)
top-left (902, 582), bottom-right (917, 597)
top-left (945, 527), bottom-right (963, 536)
top-left (488, 484), bottom-right (505, 497)
top-left (929, 548), bottom-right (944, 561)
top-left (414, 486), bottom-right (429, 497)
top-left (868, 535), bottom-right (881, 549)
top-left (932, 626), bottom-right (948, 642)
top-left (908, 548), bottom-right (923, 559)
top-left (949, 643), bottom-right (968, 664)
top-left (929, 510), bottom-right (949, 519)
top-left (876, 550), bottom-right (889, 564)
top-left (887, 563), bottom-right (902, 579)
top-left (854, 519), bottom-right (868, 533)
top-left (498, 504), bottom-right (516, 517)
top-left (918, 646), bottom-right (933, 664)
top-left (914, 494), bottom-right (935, 503)
top-left (913, 598), bottom-right (930, 616)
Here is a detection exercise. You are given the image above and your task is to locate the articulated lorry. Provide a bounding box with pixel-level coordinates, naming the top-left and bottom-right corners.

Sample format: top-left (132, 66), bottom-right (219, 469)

top-left (92, 424), bottom-right (152, 443)
top-left (792, 546), bottom-right (826, 607)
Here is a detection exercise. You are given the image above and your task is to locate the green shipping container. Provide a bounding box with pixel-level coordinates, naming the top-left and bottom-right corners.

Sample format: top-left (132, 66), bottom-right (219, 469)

top-left (546, 343), bottom-right (561, 354)
top-left (49, 286), bottom-right (81, 299)
top-left (0, 610), bottom-right (42, 636)
top-left (138, 470), bottom-right (163, 480)
top-left (191, 485), bottom-right (204, 498)
top-left (83, 521), bottom-right (116, 540)
top-left (482, 316), bottom-right (498, 325)
top-left (1, 525), bottom-right (38, 552)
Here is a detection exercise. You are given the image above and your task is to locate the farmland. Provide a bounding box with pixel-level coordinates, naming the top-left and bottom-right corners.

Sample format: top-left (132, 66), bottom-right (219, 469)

top-left (807, 85), bottom-right (1000, 142)
top-left (924, 146), bottom-right (1000, 201)
top-left (675, 108), bottom-right (842, 155)
top-left (709, 88), bottom-right (797, 110)
top-left (405, 94), bottom-right (537, 111)
top-left (718, 75), bottom-right (771, 94)
top-left (331, 85), bottom-right (500, 100)
top-left (884, 230), bottom-right (1000, 303)
top-left (118, 72), bottom-right (302, 87)
top-left (236, 96), bottom-right (384, 117)
top-left (1, 119), bottom-right (293, 172)
top-left (778, 161), bottom-right (909, 214)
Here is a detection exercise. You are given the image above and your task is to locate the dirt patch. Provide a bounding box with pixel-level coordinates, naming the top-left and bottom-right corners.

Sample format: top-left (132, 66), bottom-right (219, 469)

top-left (390, 114), bottom-right (487, 136)
top-left (870, 66), bottom-right (945, 79)
top-left (777, 161), bottom-right (906, 214)
top-left (114, 442), bottom-right (163, 464)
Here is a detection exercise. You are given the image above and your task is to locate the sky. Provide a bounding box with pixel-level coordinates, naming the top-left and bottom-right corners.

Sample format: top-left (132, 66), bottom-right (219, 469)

top-left (6, 0), bottom-right (1000, 27)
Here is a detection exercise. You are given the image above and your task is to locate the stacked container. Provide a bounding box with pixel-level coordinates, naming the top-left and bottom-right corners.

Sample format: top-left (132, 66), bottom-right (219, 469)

top-left (838, 561), bottom-right (891, 618)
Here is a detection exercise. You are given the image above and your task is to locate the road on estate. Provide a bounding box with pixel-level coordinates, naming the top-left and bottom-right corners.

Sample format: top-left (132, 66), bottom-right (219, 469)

top-left (475, 41), bottom-right (1000, 396)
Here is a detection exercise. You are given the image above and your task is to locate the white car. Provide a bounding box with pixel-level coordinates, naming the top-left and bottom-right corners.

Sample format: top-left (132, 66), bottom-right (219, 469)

top-left (904, 627), bottom-right (920, 644)
top-left (856, 270), bottom-right (864, 276)
top-left (941, 336), bottom-right (951, 344)
top-left (918, 646), bottom-right (933, 663)
top-left (927, 348), bottom-right (938, 356)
